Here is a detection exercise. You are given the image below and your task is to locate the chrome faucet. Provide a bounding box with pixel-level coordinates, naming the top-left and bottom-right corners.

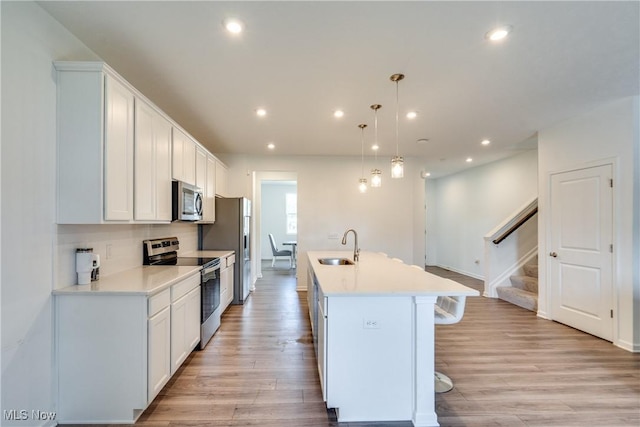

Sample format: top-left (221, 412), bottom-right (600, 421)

top-left (341, 228), bottom-right (359, 262)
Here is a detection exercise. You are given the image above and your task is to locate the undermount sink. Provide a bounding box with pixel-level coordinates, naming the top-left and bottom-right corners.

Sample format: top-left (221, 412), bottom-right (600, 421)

top-left (318, 257), bottom-right (355, 266)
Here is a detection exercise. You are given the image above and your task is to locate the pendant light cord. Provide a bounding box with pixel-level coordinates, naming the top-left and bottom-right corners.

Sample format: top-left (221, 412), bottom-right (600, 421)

top-left (395, 79), bottom-right (399, 157)
top-left (374, 110), bottom-right (379, 164)
top-left (360, 126), bottom-right (365, 176)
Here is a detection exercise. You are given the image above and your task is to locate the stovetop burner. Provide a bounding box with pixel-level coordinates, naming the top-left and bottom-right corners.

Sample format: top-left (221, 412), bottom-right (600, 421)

top-left (143, 237), bottom-right (219, 268)
top-left (167, 257), bottom-right (218, 267)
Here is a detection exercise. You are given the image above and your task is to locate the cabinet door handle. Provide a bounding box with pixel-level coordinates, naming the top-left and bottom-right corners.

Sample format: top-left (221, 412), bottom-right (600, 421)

top-left (549, 252), bottom-right (558, 258)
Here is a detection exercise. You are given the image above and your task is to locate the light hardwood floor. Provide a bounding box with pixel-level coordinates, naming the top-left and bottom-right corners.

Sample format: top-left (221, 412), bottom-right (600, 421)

top-left (428, 267), bottom-right (640, 427)
top-left (91, 264), bottom-right (639, 427)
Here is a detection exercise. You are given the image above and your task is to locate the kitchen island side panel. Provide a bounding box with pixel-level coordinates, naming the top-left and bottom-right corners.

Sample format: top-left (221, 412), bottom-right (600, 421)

top-left (327, 296), bottom-right (413, 422)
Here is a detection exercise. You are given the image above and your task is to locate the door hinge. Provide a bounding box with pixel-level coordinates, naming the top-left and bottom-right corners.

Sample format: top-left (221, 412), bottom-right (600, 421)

top-left (610, 244), bottom-right (613, 253)
top-left (609, 178), bottom-right (613, 188)
top-left (610, 309), bottom-right (614, 318)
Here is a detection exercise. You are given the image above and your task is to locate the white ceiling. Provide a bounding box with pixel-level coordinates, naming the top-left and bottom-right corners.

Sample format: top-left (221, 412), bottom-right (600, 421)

top-left (40, 1), bottom-right (639, 177)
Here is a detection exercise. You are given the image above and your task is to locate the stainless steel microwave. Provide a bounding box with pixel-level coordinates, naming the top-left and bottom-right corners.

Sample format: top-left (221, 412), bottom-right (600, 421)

top-left (172, 181), bottom-right (203, 221)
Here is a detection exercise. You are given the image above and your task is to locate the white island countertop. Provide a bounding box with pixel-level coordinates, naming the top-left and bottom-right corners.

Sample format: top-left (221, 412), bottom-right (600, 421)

top-left (308, 251), bottom-right (479, 297)
top-left (53, 265), bottom-right (202, 296)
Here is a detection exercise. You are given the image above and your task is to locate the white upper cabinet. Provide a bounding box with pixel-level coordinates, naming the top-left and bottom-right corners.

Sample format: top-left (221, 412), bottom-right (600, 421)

top-left (202, 154), bottom-right (217, 222)
top-left (196, 146), bottom-right (216, 223)
top-left (195, 145), bottom-right (207, 191)
top-left (134, 99), bottom-right (172, 222)
top-left (56, 62), bottom-right (135, 223)
top-left (215, 159), bottom-right (229, 197)
top-left (104, 77), bottom-right (135, 220)
top-left (172, 127), bottom-right (196, 186)
top-left (55, 61), bottom-right (227, 224)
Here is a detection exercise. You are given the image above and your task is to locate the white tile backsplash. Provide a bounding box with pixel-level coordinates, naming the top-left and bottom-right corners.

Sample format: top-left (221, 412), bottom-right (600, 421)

top-left (55, 223), bottom-right (198, 288)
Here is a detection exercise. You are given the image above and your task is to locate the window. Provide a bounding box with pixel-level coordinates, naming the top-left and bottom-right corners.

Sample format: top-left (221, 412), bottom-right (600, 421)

top-left (286, 193), bottom-right (297, 234)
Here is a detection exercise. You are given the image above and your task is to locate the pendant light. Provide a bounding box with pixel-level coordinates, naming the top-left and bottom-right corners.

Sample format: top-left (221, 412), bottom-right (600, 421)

top-left (358, 123), bottom-right (368, 193)
top-left (370, 104), bottom-right (382, 187)
top-left (390, 73), bottom-right (405, 178)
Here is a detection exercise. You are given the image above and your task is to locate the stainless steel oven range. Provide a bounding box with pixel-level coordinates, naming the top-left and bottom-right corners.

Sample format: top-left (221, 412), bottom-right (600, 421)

top-left (143, 237), bottom-right (221, 349)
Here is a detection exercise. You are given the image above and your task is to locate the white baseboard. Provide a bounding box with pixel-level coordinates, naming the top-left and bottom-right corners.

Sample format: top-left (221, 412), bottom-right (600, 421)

top-left (436, 264), bottom-right (484, 281)
top-left (615, 339), bottom-right (640, 353)
top-left (536, 309), bottom-right (550, 320)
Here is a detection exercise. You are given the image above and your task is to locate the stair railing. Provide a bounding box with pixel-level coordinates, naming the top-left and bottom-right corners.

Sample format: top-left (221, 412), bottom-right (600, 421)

top-left (490, 199), bottom-right (538, 245)
top-left (483, 197), bottom-right (538, 298)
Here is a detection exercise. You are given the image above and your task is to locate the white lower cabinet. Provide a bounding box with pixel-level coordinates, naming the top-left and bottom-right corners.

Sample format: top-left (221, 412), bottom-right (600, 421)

top-left (317, 287), bottom-right (327, 401)
top-left (148, 304), bottom-right (171, 402)
top-left (170, 278), bottom-right (201, 374)
top-left (220, 253), bottom-right (235, 313)
top-left (55, 272), bottom-right (201, 424)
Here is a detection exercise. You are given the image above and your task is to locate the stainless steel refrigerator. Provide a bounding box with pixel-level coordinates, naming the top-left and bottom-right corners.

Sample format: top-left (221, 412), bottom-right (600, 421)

top-left (199, 197), bottom-right (251, 304)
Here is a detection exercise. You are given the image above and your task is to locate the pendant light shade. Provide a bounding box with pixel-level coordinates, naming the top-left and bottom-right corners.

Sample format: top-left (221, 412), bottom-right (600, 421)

top-left (371, 169), bottom-right (382, 187)
top-left (358, 178), bottom-right (368, 193)
top-left (370, 104), bottom-right (382, 187)
top-left (390, 73), bottom-right (405, 179)
top-left (358, 124), bottom-right (368, 193)
top-left (391, 156), bottom-right (404, 178)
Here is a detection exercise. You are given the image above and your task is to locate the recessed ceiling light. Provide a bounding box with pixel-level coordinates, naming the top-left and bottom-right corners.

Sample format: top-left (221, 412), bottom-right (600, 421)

top-left (406, 111), bottom-right (418, 119)
top-left (481, 139), bottom-right (491, 146)
top-left (466, 157), bottom-right (473, 163)
top-left (334, 110), bottom-right (344, 118)
top-left (267, 143), bottom-right (275, 150)
top-left (256, 108), bottom-right (267, 117)
top-left (223, 18), bottom-right (244, 34)
top-left (486, 25), bottom-right (512, 42)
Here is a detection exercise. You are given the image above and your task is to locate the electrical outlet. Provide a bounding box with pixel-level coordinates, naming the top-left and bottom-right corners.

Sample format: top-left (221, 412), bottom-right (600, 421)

top-left (106, 243), bottom-right (113, 260)
top-left (363, 319), bottom-right (380, 329)
top-left (328, 232), bottom-right (340, 240)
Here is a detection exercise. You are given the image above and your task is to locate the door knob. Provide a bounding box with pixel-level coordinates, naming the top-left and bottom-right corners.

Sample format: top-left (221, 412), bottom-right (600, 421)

top-left (549, 252), bottom-right (558, 258)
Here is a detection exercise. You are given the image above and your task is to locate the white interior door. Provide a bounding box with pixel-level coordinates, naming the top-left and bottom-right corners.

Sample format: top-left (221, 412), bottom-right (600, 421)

top-left (549, 164), bottom-right (613, 341)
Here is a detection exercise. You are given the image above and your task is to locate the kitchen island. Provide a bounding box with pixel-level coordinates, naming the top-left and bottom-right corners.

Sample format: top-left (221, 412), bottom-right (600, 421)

top-left (307, 251), bottom-right (479, 427)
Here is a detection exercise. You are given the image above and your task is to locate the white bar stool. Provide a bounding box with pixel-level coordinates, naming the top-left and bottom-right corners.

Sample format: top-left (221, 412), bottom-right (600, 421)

top-left (434, 295), bottom-right (467, 393)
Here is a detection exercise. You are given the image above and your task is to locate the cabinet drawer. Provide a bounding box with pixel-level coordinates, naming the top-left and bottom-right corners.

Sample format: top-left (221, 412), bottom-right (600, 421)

top-left (171, 273), bottom-right (200, 302)
top-left (226, 253), bottom-right (236, 267)
top-left (148, 289), bottom-right (170, 317)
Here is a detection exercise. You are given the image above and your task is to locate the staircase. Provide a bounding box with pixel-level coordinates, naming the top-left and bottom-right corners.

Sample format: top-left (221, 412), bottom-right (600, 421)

top-left (496, 256), bottom-right (538, 312)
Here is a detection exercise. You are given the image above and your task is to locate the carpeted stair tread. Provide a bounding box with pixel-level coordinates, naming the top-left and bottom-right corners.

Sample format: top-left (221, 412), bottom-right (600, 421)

top-left (496, 286), bottom-right (538, 312)
top-left (509, 275), bottom-right (538, 293)
top-left (523, 263), bottom-right (538, 278)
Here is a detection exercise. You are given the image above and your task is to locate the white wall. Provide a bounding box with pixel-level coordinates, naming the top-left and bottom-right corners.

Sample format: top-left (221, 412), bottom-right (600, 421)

top-left (260, 182), bottom-right (297, 259)
top-left (0, 3), bottom-right (202, 422)
top-left (426, 149), bottom-right (538, 278)
top-left (219, 154), bottom-right (426, 289)
top-left (538, 96), bottom-right (640, 352)
top-left (1, 2), bottom-right (100, 423)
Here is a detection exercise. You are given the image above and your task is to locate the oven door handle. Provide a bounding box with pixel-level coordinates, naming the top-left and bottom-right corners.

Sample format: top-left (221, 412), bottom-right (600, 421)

top-left (202, 265), bottom-right (220, 277)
